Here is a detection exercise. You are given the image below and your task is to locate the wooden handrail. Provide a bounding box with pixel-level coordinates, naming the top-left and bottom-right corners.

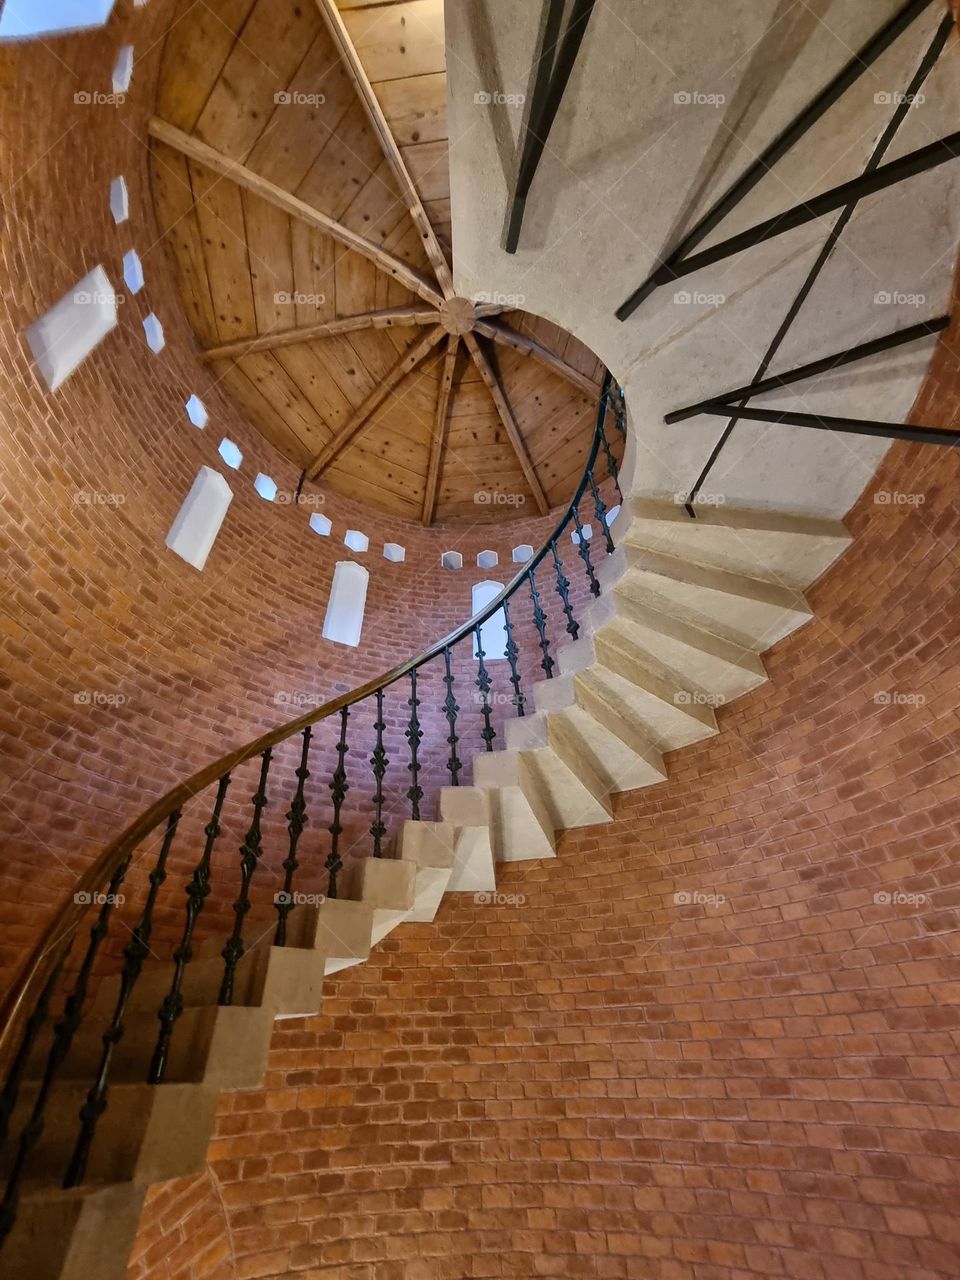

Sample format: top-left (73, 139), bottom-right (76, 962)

top-left (0, 374), bottom-right (617, 1079)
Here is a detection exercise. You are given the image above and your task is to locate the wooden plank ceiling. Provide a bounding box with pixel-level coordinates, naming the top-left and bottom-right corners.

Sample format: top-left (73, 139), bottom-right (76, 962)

top-left (149, 0), bottom-right (615, 524)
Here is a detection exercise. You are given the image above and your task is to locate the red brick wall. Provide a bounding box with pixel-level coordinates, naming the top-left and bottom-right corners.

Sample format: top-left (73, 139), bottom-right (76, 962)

top-left (128, 308), bottom-right (960, 1277)
top-left (0, 2), bottom-right (611, 984)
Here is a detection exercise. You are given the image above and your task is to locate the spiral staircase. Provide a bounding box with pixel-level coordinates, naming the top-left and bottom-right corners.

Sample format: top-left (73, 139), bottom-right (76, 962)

top-left (2, 2), bottom-right (959, 1278)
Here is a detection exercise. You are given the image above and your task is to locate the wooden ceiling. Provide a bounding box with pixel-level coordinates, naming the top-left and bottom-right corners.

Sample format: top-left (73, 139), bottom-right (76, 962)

top-left (149, 0), bottom-right (612, 524)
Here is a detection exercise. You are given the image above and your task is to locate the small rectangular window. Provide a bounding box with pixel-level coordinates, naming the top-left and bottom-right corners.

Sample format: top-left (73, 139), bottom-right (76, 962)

top-left (25, 265), bottom-right (118, 391)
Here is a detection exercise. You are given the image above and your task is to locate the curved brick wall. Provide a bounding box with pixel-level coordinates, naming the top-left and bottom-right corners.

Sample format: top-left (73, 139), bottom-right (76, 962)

top-left (0, 4), bottom-right (611, 984)
top-left (128, 303), bottom-right (960, 1278)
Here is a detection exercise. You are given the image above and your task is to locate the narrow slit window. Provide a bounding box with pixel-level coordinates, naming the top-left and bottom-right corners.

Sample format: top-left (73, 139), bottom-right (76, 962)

top-left (344, 529), bottom-right (369, 552)
top-left (512, 544), bottom-right (534, 564)
top-left (441, 550), bottom-right (463, 570)
top-left (322, 562), bottom-right (369, 648)
top-left (383, 543), bottom-right (405, 563)
top-left (112, 44), bottom-right (133, 93)
top-left (25, 265), bottom-right (119, 392)
top-left (472, 581), bottom-right (507, 660)
top-left (122, 249), bottom-right (144, 295)
top-left (254, 473), bottom-right (277, 501)
top-left (165, 466), bottom-right (232, 571)
top-left (310, 513), bottom-right (332, 536)
top-left (143, 313), bottom-right (164, 353)
top-left (109, 176), bottom-right (128, 224)
top-left (184, 394), bottom-right (207, 428)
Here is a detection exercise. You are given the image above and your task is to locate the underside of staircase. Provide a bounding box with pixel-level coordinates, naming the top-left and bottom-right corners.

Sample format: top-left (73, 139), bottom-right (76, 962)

top-left (0, 496), bottom-right (853, 1280)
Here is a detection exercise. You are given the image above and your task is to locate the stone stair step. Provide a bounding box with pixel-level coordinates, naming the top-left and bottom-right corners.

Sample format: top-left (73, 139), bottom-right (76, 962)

top-left (472, 751), bottom-right (555, 861)
top-left (602, 601), bottom-right (767, 701)
top-left (504, 714), bottom-right (613, 828)
top-left (438, 787), bottom-right (497, 893)
top-left (1, 1081), bottom-right (217, 1187)
top-left (0, 1182), bottom-right (146, 1280)
top-left (390, 821), bottom-right (456, 922)
top-left (624, 498), bottom-right (851, 587)
top-left (559, 630), bottom-right (718, 751)
top-left (617, 544), bottom-right (812, 649)
top-left (24, 1004), bottom-right (273, 1090)
top-left (345, 856), bottom-right (417, 943)
top-left (530, 673), bottom-right (668, 795)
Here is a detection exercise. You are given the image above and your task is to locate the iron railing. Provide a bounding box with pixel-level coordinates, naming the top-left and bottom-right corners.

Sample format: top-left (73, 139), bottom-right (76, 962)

top-left (0, 374), bottom-right (626, 1243)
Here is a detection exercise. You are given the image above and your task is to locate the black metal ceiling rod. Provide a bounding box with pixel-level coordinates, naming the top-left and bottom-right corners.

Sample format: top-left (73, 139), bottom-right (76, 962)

top-left (616, 0), bottom-right (937, 320)
top-left (695, 402), bottom-right (960, 447)
top-left (665, 316), bottom-right (950, 424)
top-left (504, 0), bottom-right (596, 254)
top-left (634, 130), bottom-right (960, 295)
top-left (678, 9), bottom-right (955, 517)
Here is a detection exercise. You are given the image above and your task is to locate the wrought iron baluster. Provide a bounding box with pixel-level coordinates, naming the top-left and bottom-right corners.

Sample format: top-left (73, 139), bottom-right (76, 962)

top-left (0, 858), bottom-right (129, 1238)
top-left (588, 466), bottom-right (615, 555)
top-left (64, 811), bottom-right (181, 1187)
top-left (501, 597), bottom-right (525, 716)
top-left (150, 773), bottom-right (230, 1083)
top-left (599, 421), bottom-right (622, 500)
top-left (406, 670), bottom-right (423, 820)
top-left (474, 623), bottom-right (496, 752)
top-left (551, 538), bottom-right (579, 641)
top-left (572, 504), bottom-right (600, 598)
top-left (441, 645), bottom-right (462, 785)
top-left (274, 727), bottom-right (312, 946)
top-left (370, 689), bottom-right (388, 858)
top-left (325, 707), bottom-right (350, 898)
top-left (219, 750), bottom-right (272, 1006)
top-left (527, 565), bottom-right (554, 679)
top-left (0, 946), bottom-right (68, 1150)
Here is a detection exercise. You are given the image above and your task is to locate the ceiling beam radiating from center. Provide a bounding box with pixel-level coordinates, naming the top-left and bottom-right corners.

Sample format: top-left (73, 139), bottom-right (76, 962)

top-left (148, 117), bottom-right (444, 307)
top-left (314, 0), bottom-right (454, 299)
top-left (306, 325), bottom-right (447, 479)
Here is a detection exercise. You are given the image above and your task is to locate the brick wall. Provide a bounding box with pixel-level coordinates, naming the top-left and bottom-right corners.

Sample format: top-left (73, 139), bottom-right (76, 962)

top-left (0, 1), bottom-right (611, 984)
top-left (128, 306), bottom-right (960, 1276)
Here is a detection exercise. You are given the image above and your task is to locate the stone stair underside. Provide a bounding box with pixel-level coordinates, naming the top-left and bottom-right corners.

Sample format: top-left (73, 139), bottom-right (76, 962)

top-left (0, 496), bottom-right (852, 1280)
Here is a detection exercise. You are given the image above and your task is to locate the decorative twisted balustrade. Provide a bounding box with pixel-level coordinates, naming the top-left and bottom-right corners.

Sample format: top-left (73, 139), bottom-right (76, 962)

top-left (0, 374), bottom-right (625, 1242)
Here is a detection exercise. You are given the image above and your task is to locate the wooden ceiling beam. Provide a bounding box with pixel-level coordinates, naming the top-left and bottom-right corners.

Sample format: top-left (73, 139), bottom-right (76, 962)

top-left (463, 332), bottom-right (550, 515)
top-left (474, 318), bottom-right (600, 396)
top-left (422, 335), bottom-right (459, 525)
top-left (313, 0), bottom-right (454, 299)
top-left (306, 325), bottom-right (446, 479)
top-left (199, 307), bottom-right (438, 362)
top-left (148, 117), bottom-right (444, 308)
